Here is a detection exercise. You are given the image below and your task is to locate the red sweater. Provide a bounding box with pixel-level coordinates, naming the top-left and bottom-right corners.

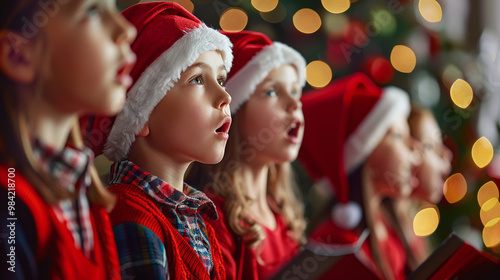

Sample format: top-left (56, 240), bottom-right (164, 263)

top-left (0, 166), bottom-right (121, 280)
top-left (207, 196), bottom-right (299, 280)
top-left (108, 183), bottom-right (226, 280)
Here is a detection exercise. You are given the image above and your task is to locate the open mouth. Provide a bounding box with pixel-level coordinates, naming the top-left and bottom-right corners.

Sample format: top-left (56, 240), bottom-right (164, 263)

top-left (216, 122), bottom-right (230, 133)
top-left (116, 53), bottom-right (137, 87)
top-left (216, 117), bottom-right (232, 138)
top-left (287, 122), bottom-right (300, 138)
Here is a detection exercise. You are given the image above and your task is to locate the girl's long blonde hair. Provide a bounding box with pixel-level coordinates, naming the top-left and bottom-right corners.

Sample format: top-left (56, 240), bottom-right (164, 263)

top-left (187, 109), bottom-right (306, 249)
top-left (0, 0), bottom-right (114, 210)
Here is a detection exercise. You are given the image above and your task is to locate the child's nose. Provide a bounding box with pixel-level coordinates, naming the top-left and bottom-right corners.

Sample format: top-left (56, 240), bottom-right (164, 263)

top-left (409, 138), bottom-right (423, 167)
top-left (114, 14), bottom-right (137, 45)
top-left (216, 88), bottom-right (231, 113)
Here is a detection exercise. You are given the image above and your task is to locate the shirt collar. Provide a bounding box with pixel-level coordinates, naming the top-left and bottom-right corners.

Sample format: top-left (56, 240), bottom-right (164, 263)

top-left (32, 138), bottom-right (93, 192)
top-left (110, 161), bottom-right (217, 219)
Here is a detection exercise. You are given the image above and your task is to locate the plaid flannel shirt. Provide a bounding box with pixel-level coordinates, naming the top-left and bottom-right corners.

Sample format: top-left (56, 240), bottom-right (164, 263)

top-left (32, 139), bottom-right (94, 257)
top-left (110, 160), bottom-right (218, 274)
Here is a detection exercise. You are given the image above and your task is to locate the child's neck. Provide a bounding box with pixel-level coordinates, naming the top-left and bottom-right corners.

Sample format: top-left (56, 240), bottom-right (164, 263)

top-left (27, 97), bottom-right (77, 150)
top-left (128, 140), bottom-right (188, 192)
top-left (239, 162), bottom-right (277, 230)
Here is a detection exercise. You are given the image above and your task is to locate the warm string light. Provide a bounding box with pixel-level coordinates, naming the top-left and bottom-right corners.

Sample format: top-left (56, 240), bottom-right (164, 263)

top-left (251, 0), bottom-right (278, 13)
top-left (219, 8), bottom-right (248, 32)
top-left (443, 173), bottom-right (467, 204)
top-left (293, 8), bottom-right (322, 34)
top-left (322, 0), bottom-right (350, 14)
top-left (306, 61), bottom-right (332, 88)
top-left (418, 0), bottom-right (443, 23)
top-left (450, 79), bottom-right (473, 109)
top-left (472, 137), bottom-right (494, 168)
top-left (390, 45), bottom-right (416, 73)
top-left (413, 206), bottom-right (440, 237)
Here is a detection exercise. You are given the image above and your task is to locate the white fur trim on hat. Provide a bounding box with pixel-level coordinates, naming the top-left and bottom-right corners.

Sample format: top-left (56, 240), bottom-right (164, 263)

top-left (103, 25), bottom-right (233, 161)
top-left (225, 42), bottom-right (306, 114)
top-left (332, 201), bottom-right (363, 230)
top-left (344, 87), bottom-right (411, 173)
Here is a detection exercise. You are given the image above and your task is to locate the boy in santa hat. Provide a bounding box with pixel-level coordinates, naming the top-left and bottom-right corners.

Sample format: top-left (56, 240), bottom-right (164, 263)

top-left (81, 2), bottom-right (232, 279)
top-left (298, 73), bottom-right (420, 280)
top-left (187, 30), bottom-right (307, 280)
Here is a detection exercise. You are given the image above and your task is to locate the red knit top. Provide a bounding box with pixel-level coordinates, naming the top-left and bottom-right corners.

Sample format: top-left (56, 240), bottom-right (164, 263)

top-left (108, 183), bottom-right (226, 280)
top-left (0, 166), bottom-right (121, 280)
top-left (207, 196), bottom-right (299, 280)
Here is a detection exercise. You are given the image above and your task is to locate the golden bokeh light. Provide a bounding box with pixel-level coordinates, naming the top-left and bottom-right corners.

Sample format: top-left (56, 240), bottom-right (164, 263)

top-left (450, 79), bottom-right (473, 109)
top-left (472, 137), bottom-right (494, 168)
top-left (306, 61), bottom-right (332, 88)
top-left (413, 206), bottom-right (440, 237)
top-left (251, 0), bottom-right (278, 13)
top-left (390, 45), bottom-right (416, 73)
top-left (478, 181), bottom-right (499, 209)
top-left (219, 8), bottom-right (248, 32)
top-left (293, 8), bottom-right (322, 34)
top-left (140, 0), bottom-right (194, 12)
top-left (443, 173), bottom-right (467, 204)
top-left (260, 2), bottom-right (286, 24)
top-left (480, 199), bottom-right (500, 226)
top-left (418, 0), bottom-right (442, 23)
top-left (322, 0), bottom-right (350, 14)
top-left (483, 219), bottom-right (500, 248)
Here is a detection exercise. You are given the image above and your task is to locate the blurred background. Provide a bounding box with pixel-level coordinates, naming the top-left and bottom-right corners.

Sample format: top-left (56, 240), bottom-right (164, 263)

top-left (111, 0), bottom-right (500, 255)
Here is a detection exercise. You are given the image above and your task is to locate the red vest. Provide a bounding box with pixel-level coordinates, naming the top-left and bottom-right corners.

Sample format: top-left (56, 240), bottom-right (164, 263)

top-left (0, 166), bottom-right (121, 280)
top-left (108, 183), bottom-right (226, 280)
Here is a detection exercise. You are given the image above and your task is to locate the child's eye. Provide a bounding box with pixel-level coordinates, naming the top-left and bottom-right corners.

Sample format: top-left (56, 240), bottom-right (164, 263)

top-left (265, 90), bottom-right (276, 97)
top-left (218, 77), bottom-right (226, 87)
top-left (291, 91), bottom-right (299, 98)
top-left (392, 133), bottom-right (402, 140)
top-left (86, 4), bottom-right (100, 17)
top-left (189, 75), bottom-right (203, 85)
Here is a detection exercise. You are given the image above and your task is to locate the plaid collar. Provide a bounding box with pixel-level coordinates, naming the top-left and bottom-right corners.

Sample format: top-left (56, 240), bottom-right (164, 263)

top-left (32, 138), bottom-right (93, 192)
top-left (32, 138), bottom-right (94, 257)
top-left (110, 161), bottom-right (217, 220)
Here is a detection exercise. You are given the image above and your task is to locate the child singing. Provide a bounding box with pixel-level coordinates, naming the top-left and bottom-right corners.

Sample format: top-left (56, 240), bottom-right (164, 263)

top-left (0, 0), bottom-right (136, 279)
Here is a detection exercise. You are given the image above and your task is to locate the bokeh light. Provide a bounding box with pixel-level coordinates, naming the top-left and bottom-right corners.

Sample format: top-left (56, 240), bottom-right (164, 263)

top-left (306, 61), bottom-right (332, 88)
top-left (370, 8), bottom-right (397, 36)
top-left (322, 0), bottom-right (350, 14)
top-left (413, 206), bottom-right (440, 237)
top-left (260, 2), bottom-right (286, 24)
top-left (139, 0), bottom-right (194, 12)
top-left (472, 137), bottom-right (494, 168)
top-left (251, 0), bottom-right (278, 13)
top-left (483, 219), bottom-right (500, 248)
top-left (220, 8), bottom-right (248, 32)
top-left (390, 45), bottom-right (417, 73)
top-left (323, 13), bottom-right (349, 35)
top-left (443, 173), bottom-right (467, 204)
top-left (293, 8), bottom-right (322, 34)
top-left (418, 0), bottom-right (442, 23)
top-left (450, 79), bottom-right (473, 109)
top-left (480, 199), bottom-right (500, 226)
top-left (478, 181), bottom-right (499, 209)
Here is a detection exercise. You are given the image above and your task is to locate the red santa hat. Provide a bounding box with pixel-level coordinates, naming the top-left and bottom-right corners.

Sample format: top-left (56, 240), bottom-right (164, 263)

top-left (221, 31), bottom-right (306, 114)
top-left (80, 2), bottom-right (233, 161)
top-left (298, 73), bottom-right (410, 229)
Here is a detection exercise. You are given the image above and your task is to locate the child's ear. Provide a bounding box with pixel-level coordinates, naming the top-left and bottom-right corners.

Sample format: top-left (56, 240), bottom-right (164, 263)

top-left (0, 31), bottom-right (38, 84)
top-left (136, 122), bottom-right (150, 137)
